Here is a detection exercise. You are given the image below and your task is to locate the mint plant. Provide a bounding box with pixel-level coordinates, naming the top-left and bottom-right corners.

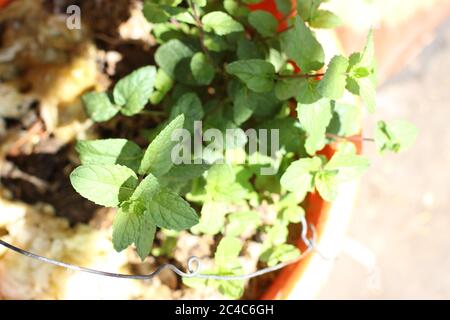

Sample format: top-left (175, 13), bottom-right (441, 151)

top-left (70, 0), bottom-right (418, 298)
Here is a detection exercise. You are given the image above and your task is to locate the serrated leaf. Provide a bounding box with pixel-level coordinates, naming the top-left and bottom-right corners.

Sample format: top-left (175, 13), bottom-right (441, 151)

top-left (325, 152), bottom-right (370, 182)
top-left (318, 55), bottom-right (349, 100)
top-left (143, 2), bottom-right (170, 23)
top-left (374, 120), bottom-right (418, 154)
top-left (315, 170), bottom-right (338, 202)
top-left (360, 29), bottom-right (375, 69)
top-left (327, 102), bottom-right (361, 137)
top-left (248, 10), bottom-right (278, 37)
top-left (76, 139), bottom-right (143, 173)
top-left (70, 164), bottom-right (138, 207)
top-left (225, 59), bottom-right (275, 93)
top-left (280, 16), bottom-right (324, 72)
top-left (169, 93), bottom-right (204, 133)
top-left (296, 78), bottom-right (322, 104)
top-left (280, 157), bottom-right (322, 197)
top-left (205, 164), bottom-right (249, 202)
top-left (297, 0), bottom-right (323, 22)
top-left (190, 52), bottom-right (215, 85)
top-left (237, 37), bottom-right (264, 60)
top-left (81, 92), bottom-right (119, 122)
top-left (226, 211), bottom-right (261, 237)
top-left (155, 39), bottom-right (194, 76)
top-left (192, 0), bottom-right (207, 6)
top-left (276, 0), bottom-right (292, 14)
top-left (202, 11), bottom-right (244, 35)
top-left (112, 201), bottom-right (156, 261)
top-left (147, 189), bottom-right (199, 230)
top-left (139, 114), bottom-right (185, 176)
top-left (309, 10), bottom-right (342, 29)
top-left (150, 69), bottom-right (174, 105)
top-left (265, 223), bottom-right (289, 246)
top-left (160, 164), bottom-right (210, 185)
top-left (358, 77), bottom-right (376, 113)
top-left (113, 66), bottom-right (157, 116)
top-left (130, 173), bottom-right (160, 203)
top-left (275, 78), bottom-right (305, 100)
top-left (263, 244), bottom-right (300, 267)
top-left (191, 201), bottom-right (229, 235)
top-left (297, 99), bottom-right (333, 155)
top-left (215, 236), bottom-right (243, 267)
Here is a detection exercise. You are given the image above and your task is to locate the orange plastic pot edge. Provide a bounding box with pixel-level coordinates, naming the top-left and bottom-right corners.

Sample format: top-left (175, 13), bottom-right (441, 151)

top-left (0, 0), bottom-right (11, 9)
top-left (261, 140), bottom-right (362, 300)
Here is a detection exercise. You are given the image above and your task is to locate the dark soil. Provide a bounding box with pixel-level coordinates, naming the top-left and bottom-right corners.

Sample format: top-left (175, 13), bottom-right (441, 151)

top-left (0, 138), bottom-right (100, 225)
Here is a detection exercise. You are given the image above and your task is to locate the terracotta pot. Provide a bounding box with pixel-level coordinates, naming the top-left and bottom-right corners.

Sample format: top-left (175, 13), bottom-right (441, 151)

top-left (0, 0), bottom-right (11, 8)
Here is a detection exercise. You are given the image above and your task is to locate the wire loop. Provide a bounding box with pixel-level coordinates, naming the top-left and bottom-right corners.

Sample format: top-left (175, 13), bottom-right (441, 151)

top-left (0, 216), bottom-right (321, 281)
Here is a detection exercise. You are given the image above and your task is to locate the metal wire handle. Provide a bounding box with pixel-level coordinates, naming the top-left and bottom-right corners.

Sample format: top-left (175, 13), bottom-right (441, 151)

top-left (0, 216), bottom-right (319, 281)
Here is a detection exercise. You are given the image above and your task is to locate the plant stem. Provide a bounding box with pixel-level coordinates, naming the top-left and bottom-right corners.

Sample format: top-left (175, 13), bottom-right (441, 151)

top-left (326, 133), bottom-right (375, 143)
top-left (187, 0), bottom-right (212, 61)
top-left (276, 73), bottom-right (325, 80)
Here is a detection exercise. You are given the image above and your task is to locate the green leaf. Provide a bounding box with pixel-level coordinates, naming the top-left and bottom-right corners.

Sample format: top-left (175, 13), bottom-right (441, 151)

top-left (325, 152), bottom-right (370, 182)
top-left (160, 164), bottom-right (210, 185)
top-left (358, 77), bottom-right (376, 113)
top-left (155, 39), bottom-right (194, 77)
top-left (297, 99), bottom-right (333, 155)
top-left (190, 52), bottom-right (215, 86)
top-left (315, 170), bottom-right (338, 202)
top-left (309, 10), bottom-right (342, 29)
top-left (224, 0), bottom-right (250, 17)
top-left (226, 211), bottom-right (261, 237)
top-left (139, 114), bottom-right (185, 176)
top-left (296, 78), bottom-right (322, 104)
top-left (169, 93), bottom-right (204, 133)
top-left (280, 205), bottom-right (304, 224)
top-left (265, 223), bottom-right (289, 246)
top-left (237, 37), bottom-right (264, 60)
top-left (327, 102), bottom-right (361, 137)
top-left (192, 0), bottom-right (207, 6)
top-left (275, 78), bottom-right (305, 100)
top-left (81, 92), bottom-right (119, 122)
top-left (374, 120), bottom-right (418, 153)
top-left (280, 157), bottom-right (322, 197)
top-left (75, 139), bottom-right (143, 173)
top-left (360, 29), bottom-right (375, 69)
top-left (276, 0), bottom-right (292, 15)
top-left (297, 0), bottom-right (323, 22)
top-left (215, 236), bottom-right (243, 267)
top-left (70, 164), bottom-right (138, 207)
top-left (201, 11), bottom-right (244, 35)
top-left (143, 2), bottom-right (170, 23)
top-left (318, 55), bottom-right (349, 100)
top-left (233, 86), bottom-right (281, 124)
top-left (205, 164), bottom-right (249, 202)
top-left (113, 66), bottom-right (157, 116)
top-left (248, 10), bottom-right (278, 37)
top-left (263, 244), bottom-right (300, 267)
top-left (112, 201), bottom-right (156, 261)
top-left (130, 174), bottom-right (160, 203)
top-left (150, 69), bottom-right (174, 105)
top-left (280, 16), bottom-right (324, 72)
top-left (147, 189), bottom-right (199, 230)
top-left (191, 201), bottom-right (229, 235)
top-left (225, 59), bottom-right (275, 93)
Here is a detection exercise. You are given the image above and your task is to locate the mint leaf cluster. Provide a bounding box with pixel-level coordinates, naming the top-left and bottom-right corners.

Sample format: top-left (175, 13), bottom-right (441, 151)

top-left (71, 115), bottom-right (199, 260)
top-left (69, 0), bottom-right (418, 298)
top-left (82, 66), bottom-right (157, 122)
